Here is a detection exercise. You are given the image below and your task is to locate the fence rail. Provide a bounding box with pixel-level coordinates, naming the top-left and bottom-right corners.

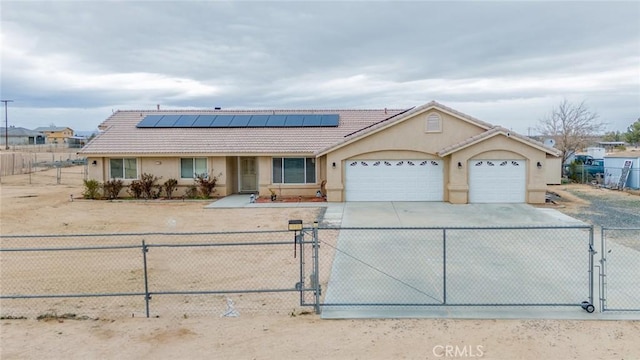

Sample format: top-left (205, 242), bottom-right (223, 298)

top-left (0, 231), bottom-right (316, 318)
top-left (316, 226), bottom-right (594, 312)
top-left (600, 227), bottom-right (640, 312)
top-left (5, 225), bottom-right (633, 319)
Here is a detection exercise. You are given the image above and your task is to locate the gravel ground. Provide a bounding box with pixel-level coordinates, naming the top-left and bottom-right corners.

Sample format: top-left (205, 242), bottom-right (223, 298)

top-left (563, 190), bottom-right (640, 228)
top-left (562, 188), bottom-right (640, 251)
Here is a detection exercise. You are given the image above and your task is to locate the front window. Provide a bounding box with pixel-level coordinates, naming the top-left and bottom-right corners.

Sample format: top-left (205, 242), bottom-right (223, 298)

top-left (110, 158), bottom-right (137, 179)
top-left (272, 157), bottom-right (316, 184)
top-left (181, 158), bottom-right (208, 178)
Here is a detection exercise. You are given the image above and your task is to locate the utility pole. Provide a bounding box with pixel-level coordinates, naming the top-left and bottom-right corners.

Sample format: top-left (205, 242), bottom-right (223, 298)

top-left (1, 99), bottom-right (14, 150)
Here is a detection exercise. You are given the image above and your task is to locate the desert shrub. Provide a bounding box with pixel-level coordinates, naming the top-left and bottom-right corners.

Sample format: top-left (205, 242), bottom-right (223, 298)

top-left (163, 178), bottom-right (178, 199)
top-left (82, 179), bottom-right (101, 199)
top-left (185, 184), bottom-right (199, 199)
top-left (128, 180), bottom-right (144, 199)
top-left (139, 173), bottom-right (161, 199)
top-left (103, 179), bottom-right (124, 199)
top-left (195, 172), bottom-right (220, 198)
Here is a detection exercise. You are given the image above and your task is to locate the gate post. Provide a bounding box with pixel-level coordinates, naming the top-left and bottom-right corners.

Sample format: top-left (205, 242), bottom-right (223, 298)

top-left (142, 240), bottom-right (150, 318)
top-left (588, 226), bottom-right (594, 306)
top-left (313, 221), bottom-right (321, 314)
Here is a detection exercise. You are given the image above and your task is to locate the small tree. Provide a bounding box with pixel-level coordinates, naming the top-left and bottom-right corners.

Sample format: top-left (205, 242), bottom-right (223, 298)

top-left (163, 178), bottom-right (178, 199)
top-left (625, 118), bottom-right (640, 147)
top-left (602, 131), bottom-right (623, 142)
top-left (103, 179), bottom-right (124, 199)
top-left (537, 99), bottom-right (605, 167)
top-left (82, 179), bottom-right (101, 199)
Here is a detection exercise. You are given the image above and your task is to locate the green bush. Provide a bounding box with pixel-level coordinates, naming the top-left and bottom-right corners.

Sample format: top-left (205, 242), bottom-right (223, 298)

top-left (103, 179), bottom-right (124, 199)
top-left (163, 178), bottom-right (178, 199)
top-left (82, 179), bottom-right (101, 199)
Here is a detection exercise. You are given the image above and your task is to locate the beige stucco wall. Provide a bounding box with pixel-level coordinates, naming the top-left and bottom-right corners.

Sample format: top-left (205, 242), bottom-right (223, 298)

top-left (323, 109), bottom-right (552, 204)
top-left (545, 156), bottom-right (562, 184)
top-left (444, 136), bottom-right (549, 204)
top-left (324, 110), bottom-right (487, 202)
top-left (85, 155), bottom-right (231, 198)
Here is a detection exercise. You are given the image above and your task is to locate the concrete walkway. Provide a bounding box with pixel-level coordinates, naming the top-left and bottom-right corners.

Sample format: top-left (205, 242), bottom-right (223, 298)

top-left (205, 194), bottom-right (330, 209)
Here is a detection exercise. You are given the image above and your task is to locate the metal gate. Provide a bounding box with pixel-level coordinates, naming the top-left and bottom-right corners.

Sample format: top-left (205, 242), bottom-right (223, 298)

top-left (600, 227), bottom-right (640, 312)
top-left (306, 226), bottom-right (596, 315)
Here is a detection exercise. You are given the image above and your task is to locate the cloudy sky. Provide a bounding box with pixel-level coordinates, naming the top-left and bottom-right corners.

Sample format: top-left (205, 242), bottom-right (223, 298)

top-left (1, 1), bottom-right (638, 134)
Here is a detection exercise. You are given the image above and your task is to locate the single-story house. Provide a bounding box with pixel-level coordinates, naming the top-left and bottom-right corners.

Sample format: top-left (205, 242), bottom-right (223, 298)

top-left (0, 126), bottom-right (46, 145)
top-left (604, 151), bottom-right (640, 190)
top-left (79, 101), bottom-right (561, 203)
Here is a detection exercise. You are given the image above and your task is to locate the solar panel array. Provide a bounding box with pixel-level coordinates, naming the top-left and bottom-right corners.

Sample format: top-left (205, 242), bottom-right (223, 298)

top-left (136, 114), bottom-right (340, 128)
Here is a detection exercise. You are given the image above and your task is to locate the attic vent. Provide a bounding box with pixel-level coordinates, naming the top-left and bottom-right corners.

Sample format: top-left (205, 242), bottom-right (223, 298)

top-left (425, 113), bottom-right (442, 133)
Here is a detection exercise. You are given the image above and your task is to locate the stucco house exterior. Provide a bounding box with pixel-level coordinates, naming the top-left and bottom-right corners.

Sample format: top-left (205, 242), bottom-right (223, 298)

top-left (34, 126), bottom-right (74, 144)
top-left (79, 101), bottom-right (561, 203)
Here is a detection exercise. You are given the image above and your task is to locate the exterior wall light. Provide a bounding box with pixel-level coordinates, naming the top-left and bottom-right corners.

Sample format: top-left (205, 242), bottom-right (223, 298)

top-left (91, 160), bottom-right (97, 166)
top-left (332, 162), bottom-right (336, 168)
top-left (457, 161), bottom-right (462, 169)
top-left (537, 161), bottom-right (542, 169)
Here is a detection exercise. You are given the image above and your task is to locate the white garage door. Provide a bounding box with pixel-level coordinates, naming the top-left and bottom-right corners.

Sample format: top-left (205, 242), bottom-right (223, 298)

top-left (345, 160), bottom-right (443, 201)
top-left (469, 160), bottom-right (526, 203)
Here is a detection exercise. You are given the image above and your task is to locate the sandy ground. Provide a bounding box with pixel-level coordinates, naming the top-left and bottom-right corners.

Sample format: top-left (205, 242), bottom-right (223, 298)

top-left (1, 168), bottom-right (639, 359)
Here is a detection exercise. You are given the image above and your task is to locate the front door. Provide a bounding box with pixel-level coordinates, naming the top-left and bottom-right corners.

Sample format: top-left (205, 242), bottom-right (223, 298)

top-left (240, 157), bottom-right (258, 193)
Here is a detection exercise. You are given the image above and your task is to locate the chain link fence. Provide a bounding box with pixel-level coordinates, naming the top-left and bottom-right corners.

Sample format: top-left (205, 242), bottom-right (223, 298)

top-left (319, 226), bottom-right (594, 310)
top-left (1, 225), bottom-right (612, 319)
top-left (600, 228), bottom-right (640, 312)
top-left (0, 232), bottom-right (312, 319)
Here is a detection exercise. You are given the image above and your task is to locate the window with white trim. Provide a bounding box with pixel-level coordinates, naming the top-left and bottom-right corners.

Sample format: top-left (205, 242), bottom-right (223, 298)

top-left (110, 158), bottom-right (138, 179)
top-left (272, 157), bottom-right (316, 184)
top-left (425, 113), bottom-right (442, 132)
top-left (181, 158), bottom-right (208, 178)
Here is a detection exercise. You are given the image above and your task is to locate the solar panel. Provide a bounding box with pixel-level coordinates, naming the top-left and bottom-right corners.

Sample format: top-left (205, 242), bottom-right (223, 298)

top-left (136, 115), bottom-right (163, 128)
top-left (155, 115), bottom-right (181, 127)
top-left (321, 114), bottom-right (339, 126)
top-left (193, 115), bottom-right (216, 127)
top-left (302, 115), bottom-right (322, 126)
top-left (229, 115), bottom-right (250, 127)
top-left (266, 115), bottom-right (286, 127)
top-left (211, 115), bottom-right (234, 127)
top-left (173, 115), bottom-right (199, 127)
top-left (285, 115), bottom-right (304, 127)
top-left (248, 115), bottom-right (269, 127)
top-left (136, 114), bottom-right (340, 128)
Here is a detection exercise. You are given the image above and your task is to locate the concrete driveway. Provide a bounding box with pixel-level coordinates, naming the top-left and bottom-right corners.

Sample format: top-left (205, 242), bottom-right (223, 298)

top-left (319, 202), bottom-right (638, 320)
top-left (322, 202), bottom-right (586, 228)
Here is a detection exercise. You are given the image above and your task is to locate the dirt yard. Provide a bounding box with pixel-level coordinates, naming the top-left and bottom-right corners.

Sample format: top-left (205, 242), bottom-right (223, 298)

top-left (1, 168), bottom-right (639, 359)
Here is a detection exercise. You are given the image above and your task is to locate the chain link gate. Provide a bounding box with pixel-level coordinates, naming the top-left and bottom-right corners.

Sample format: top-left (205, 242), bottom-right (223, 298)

top-left (313, 226), bottom-right (596, 315)
top-left (600, 227), bottom-right (640, 312)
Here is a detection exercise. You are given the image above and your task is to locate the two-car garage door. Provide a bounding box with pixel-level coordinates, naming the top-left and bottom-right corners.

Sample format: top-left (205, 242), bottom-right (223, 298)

top-left (345, 160), bottom-right (443, 201)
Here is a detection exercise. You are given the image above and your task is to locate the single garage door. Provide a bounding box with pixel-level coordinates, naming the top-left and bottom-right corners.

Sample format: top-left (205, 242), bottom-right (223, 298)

top-left (345, 160), bottom-right (443, 201)
top-left (469, 160), bottom-right (526, 203)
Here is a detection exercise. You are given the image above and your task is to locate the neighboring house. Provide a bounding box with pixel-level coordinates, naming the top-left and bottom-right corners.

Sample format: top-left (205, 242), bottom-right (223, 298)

top-left (34, 126), bottom-right (74, 144)
top-left (604, 151), bottom-right (640, 190)
top-left (0, 126), bottom-right (46, 145)
top-left (80, 101), bottom-right (561, 203)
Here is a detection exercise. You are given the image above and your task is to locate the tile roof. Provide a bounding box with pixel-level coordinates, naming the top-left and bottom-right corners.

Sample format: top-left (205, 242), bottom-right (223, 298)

top-left (80, 109), bottom-right (405, 155)
top-left (437, 126), bottom-right (562, 157)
